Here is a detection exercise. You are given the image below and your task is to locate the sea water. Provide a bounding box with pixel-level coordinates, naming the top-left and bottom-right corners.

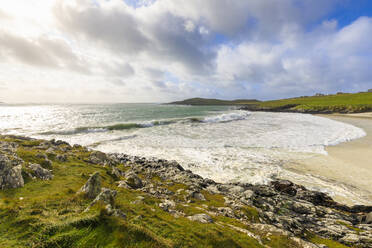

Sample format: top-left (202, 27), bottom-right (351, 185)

top-left (0, 103), bottom-right (367, 203)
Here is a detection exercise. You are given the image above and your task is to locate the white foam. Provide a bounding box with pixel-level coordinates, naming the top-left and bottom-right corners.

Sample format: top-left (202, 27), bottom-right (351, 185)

top-left (202, 111), bottom-right (251, 123)
top-left (95, 111), bottom-right (367, 203)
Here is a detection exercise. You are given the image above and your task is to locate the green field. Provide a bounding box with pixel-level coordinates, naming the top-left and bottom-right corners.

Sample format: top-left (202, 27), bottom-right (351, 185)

top-left (171, 92), bottom-right (372, 113)
top-left (253, 92), bottom-right (372, 113)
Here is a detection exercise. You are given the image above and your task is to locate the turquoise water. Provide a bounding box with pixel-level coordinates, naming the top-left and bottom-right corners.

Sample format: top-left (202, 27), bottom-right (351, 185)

top-left (0, 103), bottom-right (367, 203)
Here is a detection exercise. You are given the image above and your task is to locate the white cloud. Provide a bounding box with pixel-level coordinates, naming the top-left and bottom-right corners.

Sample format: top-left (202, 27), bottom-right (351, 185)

top-left (0, 0), bottom-right (371, 102)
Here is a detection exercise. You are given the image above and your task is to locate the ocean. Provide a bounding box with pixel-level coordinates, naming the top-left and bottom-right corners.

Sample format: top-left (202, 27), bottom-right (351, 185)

top-left (0, 103), bottom-right (367, 202)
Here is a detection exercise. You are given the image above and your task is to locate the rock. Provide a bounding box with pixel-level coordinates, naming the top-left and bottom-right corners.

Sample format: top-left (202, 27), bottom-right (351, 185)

top-left (125, 172), bottom-right (143, 189)
top-left (112, 208), bottom-right (127, 220)
top-left (29, 163), bottom-right (53, 180)
top-left (291, 201), bottom-right (315, 214)
top-left (253, 186), bottom-right (277, 197)
top-left (217, 207), bottom-right (235, 218)
top-left (296, 190), bottom-right (335, 208)
top-left (40, 158), bottom-right (52, 170)
top-left (242, 190), bottom-right (254, 199)
top-left (56, 154), bottom-right (67, 162)
top-left (51, 139), bottom-right (70, 146)
top-left (339, 233), bottom-right (360, 244)
top-left (73, 144), bottom-right (82, 149)
top-left (206, 185), bottom-right (220, 194)
top-left (88, 151), bottom-right (109, 165)
top-left (78, 172), bottom-right (101, 199)
top-left (228, 185), bottom-right (245, 195)
top-left (91, 188), bottom-right (117, 206)
top-left (187, 214), bottom-right (213, 224)
top-left (159, 200), bottom-right (176, 212)
top-left (271, 180), bottom-right (297, 196)
top-left (188, 191), bottom-right (206, 201)
top-left (111, 167), bottom-right (123, 179)
top-left (362, 212), bottom-right (372, 224)
top-left (0, 154), bottom-right (24, 189)
top-left (36, 153), bottom-right (48, 160)
top-left (84, 188), bottom-right (117, 212)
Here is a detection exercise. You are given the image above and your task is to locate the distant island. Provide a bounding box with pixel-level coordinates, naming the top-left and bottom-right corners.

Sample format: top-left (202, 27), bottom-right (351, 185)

top-left (169, 97), bottom-right (260, 106)
top-left (170, 92), bottom-right (372, 114)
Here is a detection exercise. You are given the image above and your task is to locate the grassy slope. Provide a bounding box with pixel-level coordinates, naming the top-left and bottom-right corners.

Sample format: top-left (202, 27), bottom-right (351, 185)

top-left (0, 136), bottom-right (262, 248)
top-left (256, 92), bottom-right (372, 112)
top-left (0, 136), bottom-right (349, 248)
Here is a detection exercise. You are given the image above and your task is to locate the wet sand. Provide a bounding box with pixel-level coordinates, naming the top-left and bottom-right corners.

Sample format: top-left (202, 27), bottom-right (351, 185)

top-left (284, 114), bottom-right (372, 205)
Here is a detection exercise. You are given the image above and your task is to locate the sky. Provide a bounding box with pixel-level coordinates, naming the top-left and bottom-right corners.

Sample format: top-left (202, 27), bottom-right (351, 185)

top-left (0, 0), bottom-right (372, 103)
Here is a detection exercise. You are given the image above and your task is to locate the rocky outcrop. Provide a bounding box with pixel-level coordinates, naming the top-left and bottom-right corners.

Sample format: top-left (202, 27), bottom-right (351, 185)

top-left (187, 214), bottom-right (213, 223)
top-left (1, 135), bottom-right (371, 247)
top-left (78, 172), bottom-right (101, 199)
top-left (118, 172), bottom-right (143, 189)
top-left (109, 153), bottom-right (372, 248)
top-left (0, 154), bottom-right (24, 189)
top-left (29, 163), bottom-right (53, 180)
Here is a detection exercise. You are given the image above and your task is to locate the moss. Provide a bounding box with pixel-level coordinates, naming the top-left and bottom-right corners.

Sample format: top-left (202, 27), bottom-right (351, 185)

top-left (337, 221), bottom-right (363, 234)
top-left (241, 206), bottom-right (260, 223)
top-left (262, 235), bottom-right (299, 248)
top-left (201, 190), bottom-right (225, 208)
top-left (309, 236), bottom-right (350, 248)
top-left (167, 183), bottom-right (188, 193)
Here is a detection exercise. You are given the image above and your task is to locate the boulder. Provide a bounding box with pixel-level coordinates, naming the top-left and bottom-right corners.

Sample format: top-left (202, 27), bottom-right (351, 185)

top-left (291, 201), bottom-right (315, 215)
top-left (56, 154), bottom-right (68, 162)
top-left (271, 180), bottom-right (297, 196)
top-left (29, 163), bottom-right (53, 180)
top-left (78, 172), bottom-right (101, 199)
top-left (0, 154), bottom-right (24, 189)
top-left (91, 188), bottom-right (117, 206)
top-left (159, 199), bottom-right (176, 212)
top-left (228, 185), bottom-right (245, 195)
top-left (339, 233), bottom-right (361, 244)
top-left (361, 212), bottom-right (372, 224)
top-left (187, 213), bottom-right (213, 223)
top-left (188, 191), bottom-right (206, 201)
top-left (124, 172), bottom-right (143, 189)
top-left (88, 151), bottom-right (108, 165)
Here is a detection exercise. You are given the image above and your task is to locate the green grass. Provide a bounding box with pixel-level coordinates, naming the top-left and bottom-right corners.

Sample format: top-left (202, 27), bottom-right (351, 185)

top-left (255, 92), bottom-right (372, 113)
top-left (0, 135), bottom-right (353, 247)
top-left (170, 92), bottom-right (372, 113)
top-left (0, 135), bottom-right (268, 247)
top-left (309, 236), bottom-right (350, 248)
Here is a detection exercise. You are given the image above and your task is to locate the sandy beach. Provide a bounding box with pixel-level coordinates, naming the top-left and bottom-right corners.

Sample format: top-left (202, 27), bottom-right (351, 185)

top-left (284, 113), bottom-right (372, 205)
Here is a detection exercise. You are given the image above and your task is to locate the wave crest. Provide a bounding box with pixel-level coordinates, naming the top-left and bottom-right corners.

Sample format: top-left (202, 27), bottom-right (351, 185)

top-left (39, 111), bottom-right (251, 136)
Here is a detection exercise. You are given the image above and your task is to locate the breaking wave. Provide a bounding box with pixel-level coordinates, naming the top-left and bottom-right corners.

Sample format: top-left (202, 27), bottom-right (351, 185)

top-left (39, 111), bottom-right (251, 135)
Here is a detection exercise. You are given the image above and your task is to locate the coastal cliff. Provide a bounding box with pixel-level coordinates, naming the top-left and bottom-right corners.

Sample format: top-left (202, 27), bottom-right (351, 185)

top-left (0, 134), bottom-right (371, 247)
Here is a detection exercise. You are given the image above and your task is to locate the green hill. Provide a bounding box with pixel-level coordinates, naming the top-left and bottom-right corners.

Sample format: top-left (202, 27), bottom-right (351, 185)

top-left (170, 92), bottom-right (372, 113)
top-left (244, 92), bottom-right (372, 113)
top-left (169, 97), bottom-right (260, 106)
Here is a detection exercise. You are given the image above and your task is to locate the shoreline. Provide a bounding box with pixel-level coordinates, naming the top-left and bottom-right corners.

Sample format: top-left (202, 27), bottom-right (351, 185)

top-left (283, 113), bottom-right (372, 205)
top-left (1, 134), bottom-right (372, 247)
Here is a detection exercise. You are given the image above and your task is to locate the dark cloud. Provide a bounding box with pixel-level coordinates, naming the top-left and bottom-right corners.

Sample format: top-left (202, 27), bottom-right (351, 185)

top-left (0, 31), bottom-right (91, 74)
top-left (146, 12), bottom-right (215, 75)
top-left (53, 1), bottom-right (150, 55)
top-left (0, 32), bottom-right (57, 67)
